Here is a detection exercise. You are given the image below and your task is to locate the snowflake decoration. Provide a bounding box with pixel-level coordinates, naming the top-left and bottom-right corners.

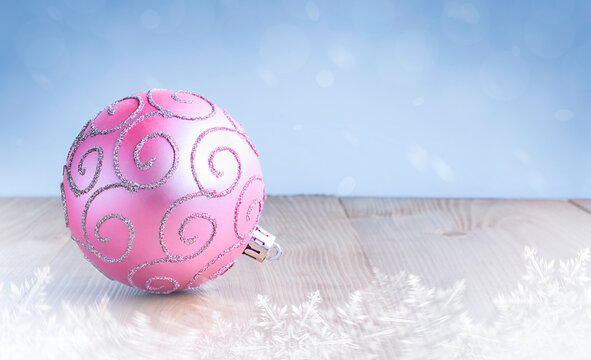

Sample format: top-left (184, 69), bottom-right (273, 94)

top-left (2, 247), bottom-right (591, 359)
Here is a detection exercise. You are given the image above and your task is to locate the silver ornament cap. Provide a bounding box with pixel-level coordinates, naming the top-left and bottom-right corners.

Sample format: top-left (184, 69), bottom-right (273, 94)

top-left (243, 226), bottom-right (282, 262)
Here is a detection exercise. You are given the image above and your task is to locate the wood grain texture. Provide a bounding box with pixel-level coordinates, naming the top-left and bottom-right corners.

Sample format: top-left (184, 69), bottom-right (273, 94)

top-left (4, 195), bottom-right (591, 357)
top-left (6, 195), bottom-right (375, 328)
top-left (570, 199), bottom-right (591, 215)
top-left (340, 197), bottom-right (591, 322)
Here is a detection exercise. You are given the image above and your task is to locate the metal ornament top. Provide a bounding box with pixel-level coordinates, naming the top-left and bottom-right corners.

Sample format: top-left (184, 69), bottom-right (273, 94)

top-left (243, 226), bottom-right (283, 262)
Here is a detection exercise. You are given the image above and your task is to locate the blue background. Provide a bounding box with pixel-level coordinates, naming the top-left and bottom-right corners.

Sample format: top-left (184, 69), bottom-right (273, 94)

top-left (1, 0), bottom-right (590, 197)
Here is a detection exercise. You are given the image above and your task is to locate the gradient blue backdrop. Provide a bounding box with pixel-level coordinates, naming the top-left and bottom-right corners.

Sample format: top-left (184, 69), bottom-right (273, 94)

top-left (1, 0), bottom-right (590, 197)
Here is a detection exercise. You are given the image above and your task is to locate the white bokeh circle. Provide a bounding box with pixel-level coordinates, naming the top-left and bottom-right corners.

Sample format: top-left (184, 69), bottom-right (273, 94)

top-left (316, 70), bottom-right (334, 87)
top-left (554, 109), bottom-right (573, 122)
top-left (305, 1), bottom-right (320, 21)
top-left (441, 1), bottom-right (490, 45)
top-left (337, 177), bottom-right (356, 196)
top-left (329, 44), bottom-right (355, 70)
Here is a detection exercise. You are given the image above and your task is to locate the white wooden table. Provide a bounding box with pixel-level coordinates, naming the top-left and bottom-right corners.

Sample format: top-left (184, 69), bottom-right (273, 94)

top-left (2, 196), bottom-right (591, 359)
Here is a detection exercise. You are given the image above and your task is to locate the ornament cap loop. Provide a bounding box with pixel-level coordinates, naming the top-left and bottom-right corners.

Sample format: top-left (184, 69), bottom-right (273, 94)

top-left (243, 226), bottom-right (282, 262)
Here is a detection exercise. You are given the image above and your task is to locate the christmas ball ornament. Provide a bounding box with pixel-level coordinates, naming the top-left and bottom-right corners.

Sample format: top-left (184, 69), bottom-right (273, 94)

top-left (60, 89), bottom-right (282, 293)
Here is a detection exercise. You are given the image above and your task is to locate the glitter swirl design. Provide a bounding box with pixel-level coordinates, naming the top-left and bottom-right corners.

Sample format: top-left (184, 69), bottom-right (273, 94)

top-left (61, 89), bottom-right (264, 293)
top-left (208, 260), bottom-right (236, 281)
top-left (113, 112), bottom-right (180, 190)
top-left (80, 184), bottom-right (136, 263)
top-left (60, 181), bottom-right (68, 228)
top-left (147, 89), bottom-right (215, 120)
top-left (234, 176), bottom-right (265, 240)
top-left (144, 276), bottom-right (180, 294)
top-left (65, 144), bottom-right (104, 197)
top-left (65, 95), bottom-right (144, 198)
top-left (222, 108), bottom-right (259, 156)
top-left (90, 95), bottom-right (144, 135)
top-left (186, 176), bottom-right (265, 289)
top-left (191, 127), bottom-right (259, 198)
top-left (158, 192), bottom-right (217, 260)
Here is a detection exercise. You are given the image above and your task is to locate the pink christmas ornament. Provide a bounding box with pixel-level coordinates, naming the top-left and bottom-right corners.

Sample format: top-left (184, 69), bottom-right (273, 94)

top-left (61, 89), bottom-right (281, 294)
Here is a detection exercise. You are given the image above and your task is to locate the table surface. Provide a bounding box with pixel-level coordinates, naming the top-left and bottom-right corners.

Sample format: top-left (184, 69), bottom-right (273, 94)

top-left (3, 196), bottom-right (591, 359)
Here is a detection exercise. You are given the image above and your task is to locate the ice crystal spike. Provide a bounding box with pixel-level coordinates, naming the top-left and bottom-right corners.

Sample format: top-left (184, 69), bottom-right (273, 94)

top-left (243, 226), bottom-right (282, 262)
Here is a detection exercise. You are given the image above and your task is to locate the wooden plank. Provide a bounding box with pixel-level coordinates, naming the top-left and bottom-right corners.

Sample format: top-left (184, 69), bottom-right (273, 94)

top-left (11, 196), bottom-right (591, 356)
top-left (569, 199), bottom-right (591, 214)
top-left (41, 195), bottom-right (376, 328)
top-left (339, 197), bottom-right (591, 322)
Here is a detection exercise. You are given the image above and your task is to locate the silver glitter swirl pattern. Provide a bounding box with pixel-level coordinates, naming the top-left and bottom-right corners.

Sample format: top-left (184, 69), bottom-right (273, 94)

top-left (60, 182), bottom-right (69, 228)
top-left (62, 89), bottom-right (265, 293)
top-left (170, 91), bottom-right (194, 104)
top-left (127, 192), bottom-right (217, 291)
top-left (113, 112), bottom-right (180, 190)
top-left (66, 145), bottom-right (104, 197)
top-left (78, 147), bottom-right (103, 178)
top-left (234, 175), bottom-right (264, 240)
top-left (80, 184), bottom-right (136, 263)
top-left (208, 260), bottom-right (236, 281)
top-left (94, 213), bottom-right (134, 244)
top-left (222, 110), bottom-right (259, 157)
top-left (191, 127), bottom-right (260, 198)
top-left (65, 94), bottom-right (142, 197)
top-left (129, 174), bottom-right (265, 292)
top-left (186, 237), bottom-right (248, 289)
top-left (147, 89), bottom-right (215, 120)
top-left (178, 213), bottom-right (216, 246)
top-left (158, 192), bottom-right (217, 260)
top-left (90, 95), bottom-right (144, 135)
top-left (127, 256), bottom-right (183, 291)
top-left (133, 132), bottom-right (176, 171)
top-left (186, 176), bottom-right (265, 289)
top-left (65, 120), bottom-right (91, 165)
top-left (144, 276), bottom-right (180, 294)
top-left (221, 108), bottom-right (259, 157)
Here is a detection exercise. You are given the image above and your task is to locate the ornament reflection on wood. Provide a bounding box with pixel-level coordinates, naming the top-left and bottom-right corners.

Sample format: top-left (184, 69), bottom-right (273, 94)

top-left (60, 89), bottom-right (282, 294)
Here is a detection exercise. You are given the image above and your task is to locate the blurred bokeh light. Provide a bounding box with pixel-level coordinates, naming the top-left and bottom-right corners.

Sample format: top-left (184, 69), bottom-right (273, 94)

top-left (0, 0), bottom-right (590, 197)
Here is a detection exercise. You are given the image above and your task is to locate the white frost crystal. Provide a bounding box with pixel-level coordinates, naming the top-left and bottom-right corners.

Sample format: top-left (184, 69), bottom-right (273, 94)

top-left (2, 247), bottom-right (591, 359)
